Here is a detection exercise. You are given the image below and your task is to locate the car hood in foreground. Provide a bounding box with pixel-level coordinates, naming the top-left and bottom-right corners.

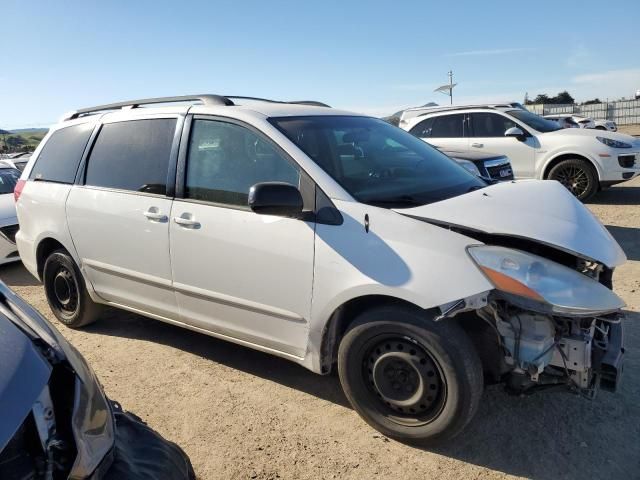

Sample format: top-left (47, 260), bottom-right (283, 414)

top-left (395, 180), bottom-right (626, 268)
top-left (0, 315), bottom-right (51, 452)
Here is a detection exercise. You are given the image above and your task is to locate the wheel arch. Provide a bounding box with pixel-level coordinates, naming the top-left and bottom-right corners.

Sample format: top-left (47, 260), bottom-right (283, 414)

top-left (35, 237), bottom-right (74, 280)
top-left (318, 295), bottom-right (431, 374)
top-left (541, 153), bottom-right (601, 181)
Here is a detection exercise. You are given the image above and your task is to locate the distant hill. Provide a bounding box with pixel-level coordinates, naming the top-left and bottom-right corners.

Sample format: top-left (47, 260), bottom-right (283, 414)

top-left (0, 128), bottom-right (48, 153)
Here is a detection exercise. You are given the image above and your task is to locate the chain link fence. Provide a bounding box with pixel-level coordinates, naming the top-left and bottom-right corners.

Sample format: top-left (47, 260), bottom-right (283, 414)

top-left (526, 99), bottom-right (640, 125)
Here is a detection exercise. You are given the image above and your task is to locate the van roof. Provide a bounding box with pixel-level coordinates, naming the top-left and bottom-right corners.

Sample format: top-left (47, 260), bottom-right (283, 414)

top-left (59, 94), bottom-right (353, 123)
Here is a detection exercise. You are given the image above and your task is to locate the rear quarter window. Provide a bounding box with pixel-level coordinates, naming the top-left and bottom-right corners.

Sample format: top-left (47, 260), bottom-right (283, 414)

top-left (29, 123), bottom-right (94, 183)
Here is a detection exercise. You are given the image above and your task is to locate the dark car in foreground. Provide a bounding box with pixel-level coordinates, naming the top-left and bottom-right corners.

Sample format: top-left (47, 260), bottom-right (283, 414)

top-left (0, 282), bottom-right (195, 480)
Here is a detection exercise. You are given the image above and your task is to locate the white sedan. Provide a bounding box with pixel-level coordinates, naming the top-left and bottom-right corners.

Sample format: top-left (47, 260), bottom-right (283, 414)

top-left (0, 166), bottom-right (21, 265)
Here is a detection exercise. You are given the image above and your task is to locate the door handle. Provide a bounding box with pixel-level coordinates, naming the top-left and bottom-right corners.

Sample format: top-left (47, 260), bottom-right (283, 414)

top-left (173, 214), bottom-right (200, 228)
top-left (143, 208), bottom-right (167, 222)
top-left (471, 142), bottom-right (484, 148)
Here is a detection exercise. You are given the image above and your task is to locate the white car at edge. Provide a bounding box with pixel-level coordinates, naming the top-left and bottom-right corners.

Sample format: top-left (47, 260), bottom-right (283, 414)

top-left (401, 104), bottom-right (640, 200)
top-left (0, 165), bottom-right (22, 264)
top-left (15, 94), bottom-right (627, 443)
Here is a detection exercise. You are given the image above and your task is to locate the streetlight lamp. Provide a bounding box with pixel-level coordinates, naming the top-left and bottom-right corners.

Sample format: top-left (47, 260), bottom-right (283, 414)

top-left (434, 71), bottom-right (457, 105)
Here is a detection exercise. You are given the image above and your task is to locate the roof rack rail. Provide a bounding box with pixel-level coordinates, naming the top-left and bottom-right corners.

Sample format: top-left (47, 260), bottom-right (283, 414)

top-left (225, 96), bottom-right (331, 108)
top-left (63, 94), bottom-right (235, 121)
top-left (399, 103), bottom-right (516, 123)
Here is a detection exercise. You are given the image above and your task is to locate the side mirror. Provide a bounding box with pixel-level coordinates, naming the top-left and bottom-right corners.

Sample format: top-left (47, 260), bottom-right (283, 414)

top-left (505, 127), bottom-right (526, 141)
top-left (248, 182), bottom-right (304, 218)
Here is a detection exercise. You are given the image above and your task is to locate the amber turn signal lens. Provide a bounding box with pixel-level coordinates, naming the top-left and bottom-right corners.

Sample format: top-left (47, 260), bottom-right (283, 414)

top-left (480, 266), bottom-right (545, 302)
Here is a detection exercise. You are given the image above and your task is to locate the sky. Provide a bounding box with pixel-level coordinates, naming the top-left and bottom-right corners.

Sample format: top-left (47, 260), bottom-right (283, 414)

top-left (2, 0), bottom-right (639, 129)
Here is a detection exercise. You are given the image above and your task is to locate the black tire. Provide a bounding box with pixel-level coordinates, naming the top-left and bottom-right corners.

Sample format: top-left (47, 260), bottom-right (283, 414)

top-left (595, 126), bottom-right (607, 131)
top-left (547, 158), bottom-right (599, 201)
top-left (338, 305), bottom-right (483, 444)
top-left (43, 249), bottom-right (103, 328)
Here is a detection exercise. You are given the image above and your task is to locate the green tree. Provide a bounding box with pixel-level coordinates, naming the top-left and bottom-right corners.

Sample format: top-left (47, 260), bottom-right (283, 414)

top-left (533, 94), bottom-right (551, 104)
top-left (552, 91), bottom-right (574, 104)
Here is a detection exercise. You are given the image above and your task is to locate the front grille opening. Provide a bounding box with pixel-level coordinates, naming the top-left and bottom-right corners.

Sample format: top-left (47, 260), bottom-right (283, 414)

top-left (485, 163), bottom-right (513, 180)
top-left (618, 155), bottom-right (636, 168)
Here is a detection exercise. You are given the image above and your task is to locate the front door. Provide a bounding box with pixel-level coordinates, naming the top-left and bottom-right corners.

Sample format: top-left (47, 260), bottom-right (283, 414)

top-left (169, 117), bottom-right (314, 357)
top-left (468, 112), bottom-right (538, 178)
top-left (66, 117), bottom-right (180, 319)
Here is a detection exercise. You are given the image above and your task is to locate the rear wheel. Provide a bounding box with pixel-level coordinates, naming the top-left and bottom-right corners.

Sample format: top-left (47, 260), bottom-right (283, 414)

top-left (338, 306), bottom-right (483, 444)
top-left (547, 158), bottom-right (598, 201)
top-left (43, 250), bottom-right (103, 328)
top-left (595, 126), bottom-right (607, 131)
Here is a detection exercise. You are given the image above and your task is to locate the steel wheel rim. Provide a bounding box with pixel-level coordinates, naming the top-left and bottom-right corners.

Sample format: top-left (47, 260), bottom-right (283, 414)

top-left (363, 336), bottom-right (446, 426)
top-left (554, 165), bottom-right (590, 197)
top-left (52, 267), bottom-right (78, 315)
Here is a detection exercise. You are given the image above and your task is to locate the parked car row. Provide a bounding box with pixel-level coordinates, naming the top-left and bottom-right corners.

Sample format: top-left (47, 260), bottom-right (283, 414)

top-left (543, 114), bottom-right (617, 132)
top-left (398, 104), bottom-right (639, 200)
top-left (0, 152), bottom-right (32, 171)
top-left (5, 94), bottom-right (628, 454)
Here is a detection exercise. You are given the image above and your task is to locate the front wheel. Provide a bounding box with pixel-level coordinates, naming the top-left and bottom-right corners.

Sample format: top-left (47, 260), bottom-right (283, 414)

top-left (43, 249), bottom-right (104, 328)
top-left (547, 158), bottom-right (599, 201)
top-left (338, 306), bottom-right (483, 444)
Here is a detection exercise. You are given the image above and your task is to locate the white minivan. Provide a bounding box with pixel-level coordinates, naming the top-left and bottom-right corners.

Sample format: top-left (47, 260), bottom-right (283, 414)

top-left (16, 95), bottom-right (627, 443)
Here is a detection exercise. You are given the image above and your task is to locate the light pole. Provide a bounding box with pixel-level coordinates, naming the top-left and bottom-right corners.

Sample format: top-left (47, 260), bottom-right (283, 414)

top-left (434, 71), bottom-right (457, 105)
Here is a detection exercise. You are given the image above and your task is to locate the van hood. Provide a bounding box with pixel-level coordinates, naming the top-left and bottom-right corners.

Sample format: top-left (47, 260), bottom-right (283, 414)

top-left (395, 180), bottom-right (626, 268)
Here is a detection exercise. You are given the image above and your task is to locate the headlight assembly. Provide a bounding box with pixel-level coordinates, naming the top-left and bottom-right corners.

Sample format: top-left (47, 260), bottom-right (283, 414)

top-left (467, 245), bottom-right (625, 316)
top-left (456, 159), bottom-right (481, 176)
top-left (596, 136), bottom-right (632, 149)
top-left (67, 342), bottom-right (115, 478)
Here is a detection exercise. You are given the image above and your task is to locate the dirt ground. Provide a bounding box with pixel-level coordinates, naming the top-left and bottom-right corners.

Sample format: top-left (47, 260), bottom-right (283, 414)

top-left (2, 177), bottom-right (639, 480)
top-left (619, 124), bottom-right (640, 136)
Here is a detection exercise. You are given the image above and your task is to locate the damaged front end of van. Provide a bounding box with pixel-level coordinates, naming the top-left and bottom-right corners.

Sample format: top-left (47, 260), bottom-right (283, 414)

top-left (406, 180), bottom-right (627, 397)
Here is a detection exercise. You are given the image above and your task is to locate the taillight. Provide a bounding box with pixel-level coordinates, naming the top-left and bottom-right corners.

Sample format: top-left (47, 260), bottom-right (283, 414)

top-left (14, 179), bottom-right (26, 202)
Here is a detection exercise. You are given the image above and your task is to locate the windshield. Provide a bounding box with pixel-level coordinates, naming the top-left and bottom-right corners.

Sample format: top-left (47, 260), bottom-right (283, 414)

top-left (508, 109), bottom-right (562, 133)
top-left (0, 169), bottom-right (20, 194)
top-left (270, 116), bottom-right (486, 207)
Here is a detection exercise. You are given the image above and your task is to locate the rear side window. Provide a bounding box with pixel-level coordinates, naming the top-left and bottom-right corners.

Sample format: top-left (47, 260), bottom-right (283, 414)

top-left (29, 123), bottom-right (93, 183)
top-left (85, 119), bottom-right (176, 195)
top-left (409, 117), bottom-right (435, 138)
top-left (430, 114), bottom-right (465, 138)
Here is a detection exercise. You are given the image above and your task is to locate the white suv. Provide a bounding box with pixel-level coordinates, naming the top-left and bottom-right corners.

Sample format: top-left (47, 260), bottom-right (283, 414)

top-left (16, 95), bottom-right (627, 443)
top-left (400, 105), bottom-right (640, 200)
